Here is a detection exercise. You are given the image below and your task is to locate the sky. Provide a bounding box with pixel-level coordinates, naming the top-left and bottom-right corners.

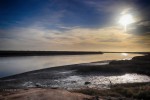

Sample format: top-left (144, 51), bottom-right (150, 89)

top-left (0, 0), bottom-right (150, 52)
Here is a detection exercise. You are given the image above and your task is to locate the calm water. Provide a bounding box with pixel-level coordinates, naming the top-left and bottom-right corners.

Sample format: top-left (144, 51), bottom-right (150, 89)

top-left (0, 53), bottom-right (142, 78)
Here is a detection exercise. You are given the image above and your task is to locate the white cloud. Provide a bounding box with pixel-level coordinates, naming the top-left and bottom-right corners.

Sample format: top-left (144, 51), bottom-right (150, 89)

top-left (0, 25), bottom-right (149, 51)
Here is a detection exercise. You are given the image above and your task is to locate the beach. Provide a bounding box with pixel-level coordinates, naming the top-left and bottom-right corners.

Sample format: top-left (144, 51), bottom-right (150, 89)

top-left (0, 54), bottom-right (150, 99)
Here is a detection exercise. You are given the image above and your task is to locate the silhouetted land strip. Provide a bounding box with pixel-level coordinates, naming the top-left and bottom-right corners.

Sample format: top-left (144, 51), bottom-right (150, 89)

top-left (0, 50), bottom-right (149, 57)
top-left (103, 51), bottom-right (150, 54)
top-left (0, 51), bottom-right (103, 57)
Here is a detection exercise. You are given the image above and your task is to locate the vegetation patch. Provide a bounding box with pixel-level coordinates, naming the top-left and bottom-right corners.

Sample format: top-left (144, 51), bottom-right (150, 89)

top-left (72, 82), bottom-right (150, 99)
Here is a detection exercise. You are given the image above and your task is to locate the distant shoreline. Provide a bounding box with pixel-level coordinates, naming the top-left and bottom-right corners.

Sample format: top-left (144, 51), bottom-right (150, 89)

top-left (0, 50), bottom-right (149, 57)
top-left (0, 51), bottom-right (103, 57)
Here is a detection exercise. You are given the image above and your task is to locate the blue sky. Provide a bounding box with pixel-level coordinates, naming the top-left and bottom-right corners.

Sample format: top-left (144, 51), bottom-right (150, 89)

top-left (0, 0), bottom-right (150, 51)
top-left (0, 0), bottom-right (113, 28)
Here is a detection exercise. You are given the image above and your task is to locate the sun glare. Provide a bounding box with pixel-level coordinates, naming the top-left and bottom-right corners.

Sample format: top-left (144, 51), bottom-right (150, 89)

top-left (119, 14), bottom-right (134, 31)
top-left (121, 53), bottom-right (128, 56)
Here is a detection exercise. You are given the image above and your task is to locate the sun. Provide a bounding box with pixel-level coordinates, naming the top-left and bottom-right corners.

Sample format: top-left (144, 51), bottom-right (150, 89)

top-left (119, 14), bottom-right (134, 31)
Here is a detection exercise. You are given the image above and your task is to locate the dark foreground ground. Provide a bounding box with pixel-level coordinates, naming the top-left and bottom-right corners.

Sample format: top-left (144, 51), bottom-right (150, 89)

top-left (0, 88), bottom-right (91, 100)
top-left (0, 54), bottom-right (150, 100)
top-left (0, 82), bottom-right (150, 100)
top-left (73, 82), bottom-right (150, 100)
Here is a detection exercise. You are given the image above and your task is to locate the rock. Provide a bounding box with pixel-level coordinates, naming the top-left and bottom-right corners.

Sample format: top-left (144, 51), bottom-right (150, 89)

top-left (84, 82), bottom-right (91, 85)
top-left (71, 81), bottom-right (76, 83)
top-left (35, 83), bottom-right (42, 88)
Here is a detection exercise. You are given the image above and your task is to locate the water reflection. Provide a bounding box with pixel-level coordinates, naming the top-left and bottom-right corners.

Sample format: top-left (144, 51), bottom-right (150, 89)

top-left (121, 53), bottom-right (128, 56)
top-left (0, 53), bottom-right (142, 77)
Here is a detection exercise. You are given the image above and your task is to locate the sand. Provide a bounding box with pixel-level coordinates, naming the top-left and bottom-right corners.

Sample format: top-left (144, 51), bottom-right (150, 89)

top-left (0, 88), bottom-right (91, 100)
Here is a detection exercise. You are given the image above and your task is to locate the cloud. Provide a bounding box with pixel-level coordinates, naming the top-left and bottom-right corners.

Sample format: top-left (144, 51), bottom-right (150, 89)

top-left (84, 0), bottom-right (137, 13)
top-left (128, 20), bottom-right (150, 35)
top-left (0, 25), bottom-right (150, 51)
